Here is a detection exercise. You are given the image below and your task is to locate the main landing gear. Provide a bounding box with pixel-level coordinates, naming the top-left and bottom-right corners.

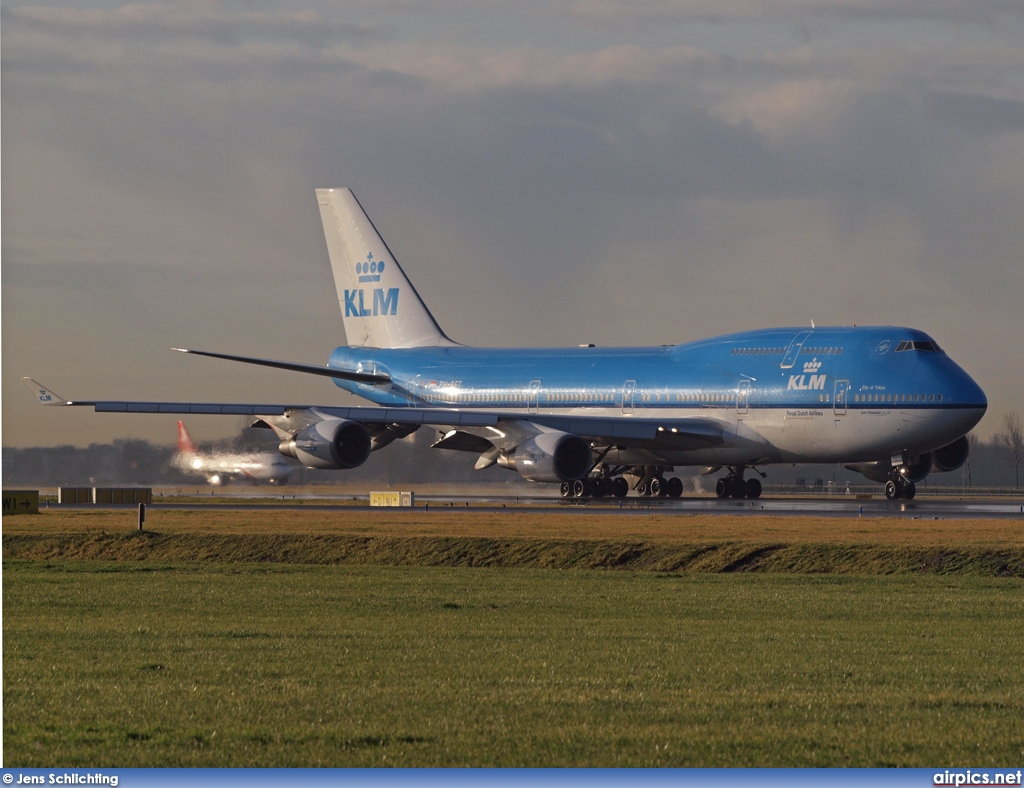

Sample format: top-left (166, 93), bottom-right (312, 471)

top-left (635, 473), bottom-right (684, 498)
top-left (558, 466), bottom-right (683, 499)
top-left (884, 477), bottom-right (917, 500)
top-left (714, 467), bottom-right (764, 499)
top-left (559, 476), bottom-right (629, 499)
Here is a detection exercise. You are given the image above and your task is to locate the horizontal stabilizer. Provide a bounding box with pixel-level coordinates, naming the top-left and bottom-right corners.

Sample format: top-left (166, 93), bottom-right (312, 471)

top-left (173, 348), bottom-right (391, 384)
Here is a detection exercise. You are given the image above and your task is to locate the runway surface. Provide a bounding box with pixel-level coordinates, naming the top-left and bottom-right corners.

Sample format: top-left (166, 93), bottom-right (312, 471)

top-left (63, 493), bottom-right (1024, 519)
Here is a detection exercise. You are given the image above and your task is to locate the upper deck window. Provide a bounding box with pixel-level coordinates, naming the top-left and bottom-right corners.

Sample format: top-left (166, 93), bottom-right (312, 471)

top-left (896, 340), bottom-right (941, 353)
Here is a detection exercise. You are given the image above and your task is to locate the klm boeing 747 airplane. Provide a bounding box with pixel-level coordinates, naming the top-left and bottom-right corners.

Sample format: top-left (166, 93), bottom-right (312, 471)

top-left (25, 188), bottom-right (987, 499)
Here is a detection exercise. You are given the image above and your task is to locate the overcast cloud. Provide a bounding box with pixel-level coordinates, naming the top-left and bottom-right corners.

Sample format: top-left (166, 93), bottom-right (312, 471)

top-left (3, 0), bottom-right (1022, 447)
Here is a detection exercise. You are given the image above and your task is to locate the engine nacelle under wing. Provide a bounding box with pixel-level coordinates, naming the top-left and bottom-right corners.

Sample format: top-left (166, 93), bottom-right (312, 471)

top-left (280, 419), bottom-right (372, 470)
top-left (932, 436), bottom-right (970, 473)
top-left (497, 431), bottom-right (591, 483)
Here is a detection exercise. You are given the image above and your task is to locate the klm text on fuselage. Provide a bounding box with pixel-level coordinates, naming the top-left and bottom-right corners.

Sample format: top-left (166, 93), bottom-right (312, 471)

top-left (787, 374), bottom-right (827, 390)
top-left (345, 288), bottom-right (399, 317)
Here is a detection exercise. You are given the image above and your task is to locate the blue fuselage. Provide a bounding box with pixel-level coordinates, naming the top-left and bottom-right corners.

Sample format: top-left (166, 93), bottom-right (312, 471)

top-left (327, 326), bottom-right (986, 465)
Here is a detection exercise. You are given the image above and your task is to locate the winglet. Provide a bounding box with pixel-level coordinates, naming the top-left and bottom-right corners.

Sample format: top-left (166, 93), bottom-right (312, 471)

top-left (21, 378), bottom-right (73, 406)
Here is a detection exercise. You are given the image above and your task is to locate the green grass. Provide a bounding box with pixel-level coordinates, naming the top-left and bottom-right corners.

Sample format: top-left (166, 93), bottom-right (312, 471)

top-left (6, 531), bottom-right (1023, 574)
top-left (4, 561), bottom-right (1023, 766)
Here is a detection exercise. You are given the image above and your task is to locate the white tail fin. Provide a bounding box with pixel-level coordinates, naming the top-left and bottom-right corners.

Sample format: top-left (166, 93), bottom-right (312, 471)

top-left (316, 188), bottom-right (455, 348)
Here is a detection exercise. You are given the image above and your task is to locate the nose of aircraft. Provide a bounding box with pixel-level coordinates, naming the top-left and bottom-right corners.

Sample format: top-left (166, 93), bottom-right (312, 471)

top-left (948, 363), bottom-right (987, 435)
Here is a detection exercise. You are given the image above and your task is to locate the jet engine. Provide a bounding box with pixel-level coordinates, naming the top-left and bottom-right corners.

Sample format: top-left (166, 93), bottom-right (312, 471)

top-left (932, 436), bottom-right (970, 473)
top-left (899, 452), bottom-right (933, 482)
top-left (497, 431), bottom-right (591, 483)
top-left (280, 419), bottom-right (372, 470)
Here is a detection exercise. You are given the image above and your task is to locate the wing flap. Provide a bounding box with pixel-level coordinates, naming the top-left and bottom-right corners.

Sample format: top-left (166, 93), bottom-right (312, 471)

top-left (431, 430), bottom-right (494, 453)
top-left (95, 402), bottom-right (291, 415)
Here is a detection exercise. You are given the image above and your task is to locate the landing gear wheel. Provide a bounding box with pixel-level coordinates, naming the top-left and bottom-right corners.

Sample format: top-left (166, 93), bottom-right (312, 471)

top-left (903, 481), bottom-right (916, 500)
top-left (649, 476), bottom-right (663, 497)
top-left (745, 478), bottom-right (762, 499)
top-left (666, 476), bottom-right (684, 498)
top-left (716, 478), bottom-right (729, 499)
top-left (571, 479), bottom-right (587, 498)
top-left (885, 480), bottom-right (898, 500)
top-left (731, 478), bottom-right (746, 499)
top-left (590, 479), bottom-right (606, 498)
top-left (612, 477), bottom-right (629, 498)
top-left (560, 481), bottom-right (572, 498)
top-left (636, 479), bottom-right (650, 497)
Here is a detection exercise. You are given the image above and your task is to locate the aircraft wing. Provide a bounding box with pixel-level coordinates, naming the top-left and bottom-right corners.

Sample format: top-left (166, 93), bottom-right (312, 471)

top-left (22, 377), bottom-right (726, 450)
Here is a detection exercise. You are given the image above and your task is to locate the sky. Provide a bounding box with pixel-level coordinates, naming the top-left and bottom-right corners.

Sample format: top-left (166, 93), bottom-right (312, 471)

top-left (3, 0), bottom-right (1023, 448)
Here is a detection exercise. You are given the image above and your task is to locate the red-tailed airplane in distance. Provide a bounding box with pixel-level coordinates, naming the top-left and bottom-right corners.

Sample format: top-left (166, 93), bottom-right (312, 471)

top-left (170, 421), bottom-right (291, 485)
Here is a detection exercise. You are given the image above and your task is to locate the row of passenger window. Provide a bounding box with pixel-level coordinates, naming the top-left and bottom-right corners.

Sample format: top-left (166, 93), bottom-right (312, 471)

top-left (422, 392), bottom-right (617, 405)
top-left (731, 347), bottom-right (784, 356)
top-left (729, 346), bottom-right (845, 356)
top-left (853, 393), bottom-right (943, 403)
top-left (421, 389), bottom-right (944, 407)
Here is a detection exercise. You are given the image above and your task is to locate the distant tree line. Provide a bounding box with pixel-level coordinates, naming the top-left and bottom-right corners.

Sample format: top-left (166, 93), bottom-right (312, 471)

top-left (3, 421), bottom-right (1022, 490)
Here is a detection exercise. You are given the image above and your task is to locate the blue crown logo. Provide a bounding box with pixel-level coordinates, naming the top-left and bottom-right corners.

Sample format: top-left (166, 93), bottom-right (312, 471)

top-left (357, 252), bottom-right (384, 283)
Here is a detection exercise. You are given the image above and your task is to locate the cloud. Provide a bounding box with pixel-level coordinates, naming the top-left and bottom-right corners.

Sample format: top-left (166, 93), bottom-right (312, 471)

top-left (567, 0), bottom-right (1024, 26)
top-left (2, 0), bottom-right (1021, 446)
top-left (6, 3), bottom-right (378, 43)
top-left (928, 91), bottom-right (1024, 133)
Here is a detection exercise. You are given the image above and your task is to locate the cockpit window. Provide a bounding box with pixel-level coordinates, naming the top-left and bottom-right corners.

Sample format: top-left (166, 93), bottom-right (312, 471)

top-left (896, 340), bottom-right (941, 353)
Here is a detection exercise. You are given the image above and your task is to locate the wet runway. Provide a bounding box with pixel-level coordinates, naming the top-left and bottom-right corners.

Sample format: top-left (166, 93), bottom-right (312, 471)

top-left (88, 492), bottom-right (1024, 519)
top-left (409, 493), bottom-right (1021, 518)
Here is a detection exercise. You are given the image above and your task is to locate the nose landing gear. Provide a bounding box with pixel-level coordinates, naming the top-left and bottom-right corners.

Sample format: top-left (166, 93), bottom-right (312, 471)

top-left (884, 477), bottom-right (917, 500)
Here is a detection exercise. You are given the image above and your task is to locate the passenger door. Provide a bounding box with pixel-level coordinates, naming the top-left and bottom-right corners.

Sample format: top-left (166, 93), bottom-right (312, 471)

top-left (737, 379), bottom-right (751, 415)
top-left (833, 379), bottom-right (849, 416)
top-left (528, 380), bottom-right (541, 414)
top-left (622, 380), bottom-right (636, 415)
top-left (781, 330), bottom-right (813, 369)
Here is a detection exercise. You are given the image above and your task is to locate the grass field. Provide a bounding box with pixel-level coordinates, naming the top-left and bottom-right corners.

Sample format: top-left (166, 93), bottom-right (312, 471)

top-left (4, 508), bottom-right (1023, 766)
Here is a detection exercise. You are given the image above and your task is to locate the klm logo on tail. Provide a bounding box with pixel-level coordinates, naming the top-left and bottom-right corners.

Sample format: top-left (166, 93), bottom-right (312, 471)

top-left (357, 252), bottom-right (383, 283)
top-left (345, 251), bottom-right (399, 316)
top-left (345, 287), bottom-right (399, 317)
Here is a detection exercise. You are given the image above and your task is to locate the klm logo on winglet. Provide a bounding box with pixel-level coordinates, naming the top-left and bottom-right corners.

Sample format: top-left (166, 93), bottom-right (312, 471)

top-left (38, 389), bottom-right (53, 403)
top-left (788, 358), bottom-right (826, 391)
top-left (344, 287), bottom-right (399, 317)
